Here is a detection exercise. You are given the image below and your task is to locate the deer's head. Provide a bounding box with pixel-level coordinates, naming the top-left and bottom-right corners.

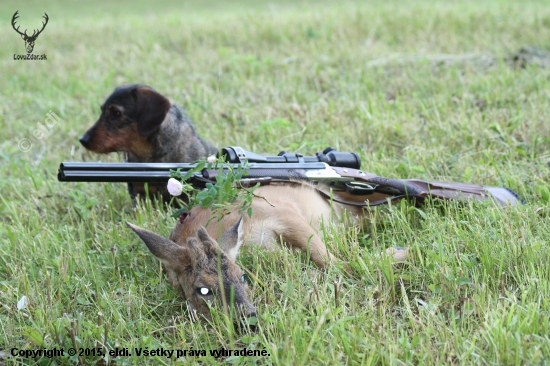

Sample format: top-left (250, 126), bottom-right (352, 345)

top-left (126, 218), bottom-right (257, 323)
top-left (12, 11), bottom-right (49, 54)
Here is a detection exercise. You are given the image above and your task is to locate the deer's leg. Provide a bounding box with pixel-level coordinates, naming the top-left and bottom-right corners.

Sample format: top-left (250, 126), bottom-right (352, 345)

top-left (276, 215), bottom-right (337, 269)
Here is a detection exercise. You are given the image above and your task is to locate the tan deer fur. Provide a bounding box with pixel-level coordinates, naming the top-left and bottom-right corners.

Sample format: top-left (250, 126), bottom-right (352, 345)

top-left (170, 184), bottom-right (368, 268)
top-left (127, 183), bottom-right (408, 321)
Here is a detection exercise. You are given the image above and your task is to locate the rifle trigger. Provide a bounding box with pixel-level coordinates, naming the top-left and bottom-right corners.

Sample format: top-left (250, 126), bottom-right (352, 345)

top-left (345, 181), bottom-right (376, 195)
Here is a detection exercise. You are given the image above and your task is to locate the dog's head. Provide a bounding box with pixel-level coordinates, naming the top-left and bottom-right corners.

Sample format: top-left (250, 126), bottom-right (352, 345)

top-left (79, 85), bottom-right (171, 157)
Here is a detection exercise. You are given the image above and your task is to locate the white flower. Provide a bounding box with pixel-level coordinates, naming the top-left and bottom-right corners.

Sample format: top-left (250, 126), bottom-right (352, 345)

top-left (17, 295), bottom-right (27, 310)
top-left (167, 178), bottom-right (183, 196)
top-left (206, 155), bottom-right (217, 163)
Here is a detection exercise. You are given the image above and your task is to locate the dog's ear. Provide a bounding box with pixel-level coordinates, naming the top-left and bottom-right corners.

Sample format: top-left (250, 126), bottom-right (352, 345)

top-left (133, 87), bottom-right (171, 137)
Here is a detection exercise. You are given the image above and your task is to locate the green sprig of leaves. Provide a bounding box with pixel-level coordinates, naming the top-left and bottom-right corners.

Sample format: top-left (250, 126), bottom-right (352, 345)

top-left (169, 158), bottom-right (260, 220)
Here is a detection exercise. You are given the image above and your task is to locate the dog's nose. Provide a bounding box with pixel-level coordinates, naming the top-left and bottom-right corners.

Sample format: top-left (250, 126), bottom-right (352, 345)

top-left (79, 133), bottom-right (91, 148)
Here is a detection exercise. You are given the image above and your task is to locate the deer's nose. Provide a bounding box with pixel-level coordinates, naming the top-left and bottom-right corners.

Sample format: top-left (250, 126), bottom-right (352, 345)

top-left (247, 308), bottom-right (258, 319)
top-left (244, 307), bottom-right (258, 330)
top-left (238, 313), bottom-right (258, 332)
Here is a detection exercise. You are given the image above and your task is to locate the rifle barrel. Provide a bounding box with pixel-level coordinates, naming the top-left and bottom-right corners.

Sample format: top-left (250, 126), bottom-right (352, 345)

top-left (57, 162), bottom-right (328, 183)
top-left (59, 162), bottom-right (198, 171)
top-left (58, 170), bottom-right (174, 182)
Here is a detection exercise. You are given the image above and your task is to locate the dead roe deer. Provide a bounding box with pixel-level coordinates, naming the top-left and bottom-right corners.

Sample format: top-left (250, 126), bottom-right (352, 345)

top-left (126, 183), bottom-right (408, 321)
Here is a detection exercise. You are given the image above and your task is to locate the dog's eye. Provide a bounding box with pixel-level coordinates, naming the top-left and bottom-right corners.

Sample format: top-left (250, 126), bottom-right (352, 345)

top-left (111, 110), bottom-right (121, 118)
top-left (197, 287), bottom-right (211, 296)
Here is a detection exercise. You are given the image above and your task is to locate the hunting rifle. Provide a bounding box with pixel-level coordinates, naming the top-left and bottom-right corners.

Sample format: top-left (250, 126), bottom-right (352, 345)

top-left (58, 146), bottom-right (525, 207)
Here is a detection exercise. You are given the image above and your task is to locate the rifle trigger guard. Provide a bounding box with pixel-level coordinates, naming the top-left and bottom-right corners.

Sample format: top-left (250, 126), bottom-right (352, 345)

top-left (345, 181), bottom-right (376, 195)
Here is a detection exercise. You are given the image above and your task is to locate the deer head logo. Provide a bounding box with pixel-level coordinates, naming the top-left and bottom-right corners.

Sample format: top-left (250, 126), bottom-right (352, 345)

top-left (12, 11), bottom-right (49, 54)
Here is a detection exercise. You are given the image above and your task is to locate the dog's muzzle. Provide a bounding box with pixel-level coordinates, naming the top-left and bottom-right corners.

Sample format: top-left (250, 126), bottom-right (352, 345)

top-left (79, 133), bottom-right (92, 149)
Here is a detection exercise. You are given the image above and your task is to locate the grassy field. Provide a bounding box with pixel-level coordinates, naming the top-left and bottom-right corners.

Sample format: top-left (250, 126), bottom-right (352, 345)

top-left (1, 0), bottom-right (550, 364)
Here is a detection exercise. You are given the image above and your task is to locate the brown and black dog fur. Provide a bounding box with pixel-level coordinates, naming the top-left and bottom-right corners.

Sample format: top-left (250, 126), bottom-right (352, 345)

top-left (79, 84), bottom-right (217, 203)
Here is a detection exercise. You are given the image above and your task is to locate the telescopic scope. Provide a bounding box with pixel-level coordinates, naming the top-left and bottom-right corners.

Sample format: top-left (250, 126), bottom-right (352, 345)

top-left (220, 146), bottom-right (361, 169)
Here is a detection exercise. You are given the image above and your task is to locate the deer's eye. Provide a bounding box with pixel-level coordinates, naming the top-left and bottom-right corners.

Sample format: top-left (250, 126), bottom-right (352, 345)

top-left (197, 287), bottom-right (211, 296)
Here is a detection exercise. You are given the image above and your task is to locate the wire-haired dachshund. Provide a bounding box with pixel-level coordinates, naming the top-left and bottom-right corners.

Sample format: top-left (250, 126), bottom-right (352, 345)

top-left (79, 84), bottom-right (217, 203)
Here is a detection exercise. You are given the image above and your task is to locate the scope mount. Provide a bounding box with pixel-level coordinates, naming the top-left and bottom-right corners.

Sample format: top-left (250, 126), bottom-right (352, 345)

top-left (220, 146), bottom-right (361, 169)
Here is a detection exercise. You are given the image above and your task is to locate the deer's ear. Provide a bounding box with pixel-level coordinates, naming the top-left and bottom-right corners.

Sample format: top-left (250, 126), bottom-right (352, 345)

top-left (196, 227), bottom-right (222, 258)
top-left (132, 87), bottom-right (171, 137)
top-left (186, 236), bottom-right (209, 270)
top-left (126, 221), bottom-right (189, 270)
top-left (220, 216), bottom-right (244, 262)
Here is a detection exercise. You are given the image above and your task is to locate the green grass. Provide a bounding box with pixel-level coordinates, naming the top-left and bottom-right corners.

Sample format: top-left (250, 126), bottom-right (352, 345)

top-left (1, 0), bottom-right (550, 364)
